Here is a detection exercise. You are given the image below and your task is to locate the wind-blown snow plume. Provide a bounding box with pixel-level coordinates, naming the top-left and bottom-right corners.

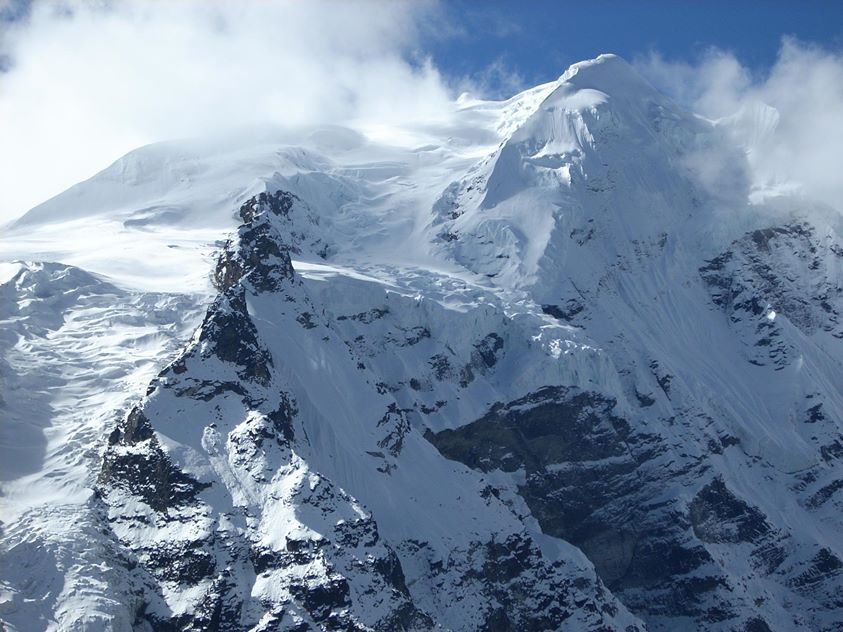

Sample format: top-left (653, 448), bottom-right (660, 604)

top-left (0, 0), bottom-right (451, 224)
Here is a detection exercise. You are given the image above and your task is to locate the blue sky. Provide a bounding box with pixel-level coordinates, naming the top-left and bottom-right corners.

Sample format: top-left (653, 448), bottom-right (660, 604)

top-left (428, 1), bottom-right (843, 95)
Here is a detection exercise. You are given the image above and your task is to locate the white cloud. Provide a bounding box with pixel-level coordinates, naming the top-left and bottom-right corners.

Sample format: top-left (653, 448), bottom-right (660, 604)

top-left (0, 0), bottom-right (453, 223)
top-left (636, 39), bottom-right (843, 212)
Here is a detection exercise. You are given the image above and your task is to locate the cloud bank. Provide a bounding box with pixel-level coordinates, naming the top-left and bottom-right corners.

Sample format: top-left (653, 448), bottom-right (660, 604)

top-left (3, 6), bottom-right (843, 226)
top-left (0, 0), bottom-right (452, 223)
top-left (637, 39), bottom-right (843, 212)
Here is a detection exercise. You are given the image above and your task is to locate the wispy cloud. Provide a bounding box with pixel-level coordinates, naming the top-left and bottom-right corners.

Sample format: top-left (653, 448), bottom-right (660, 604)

top-left (456, 57), bottom-right (528, 100)
top-left (636, 39), bottom-right (843, 212)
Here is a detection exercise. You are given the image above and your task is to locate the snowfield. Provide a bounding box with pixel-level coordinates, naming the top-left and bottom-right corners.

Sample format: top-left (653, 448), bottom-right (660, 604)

top-left (1, 55), bottom-right (842, 631)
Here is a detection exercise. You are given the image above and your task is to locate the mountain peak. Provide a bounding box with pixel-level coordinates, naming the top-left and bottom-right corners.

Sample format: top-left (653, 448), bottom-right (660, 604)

top-left (554, 53), bottom-right (658, 102)
top-left (470, 53), bottom-right (696, 216)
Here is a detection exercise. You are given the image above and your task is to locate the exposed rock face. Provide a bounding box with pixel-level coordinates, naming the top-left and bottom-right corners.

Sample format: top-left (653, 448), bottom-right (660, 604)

top-left (95, 194), bottom-right (433, 631)
top-left (213, 190), bottom-right (299, 293)
top-left (427, 388), bottom-right (729, 626)
top-left (101, 406), bottom-right (210, 513)
top-left (700, 222), bottom-right (843, 369)
top-left (426, 373), bottom-right (843, 632)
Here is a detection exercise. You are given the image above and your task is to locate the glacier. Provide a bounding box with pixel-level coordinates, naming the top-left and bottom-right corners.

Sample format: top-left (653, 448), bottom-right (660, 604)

top-left (1, 54), bottom-right (842, 631)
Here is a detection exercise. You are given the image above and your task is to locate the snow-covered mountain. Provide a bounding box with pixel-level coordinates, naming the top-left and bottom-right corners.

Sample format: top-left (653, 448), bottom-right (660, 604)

top-left (2, 54), bottom-right (842, 631)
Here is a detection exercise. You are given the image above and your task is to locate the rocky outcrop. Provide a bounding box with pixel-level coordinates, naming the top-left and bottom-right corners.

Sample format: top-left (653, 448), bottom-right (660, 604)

top-left (95, 192), bottom-right (436, 631)
top-left (700, 222), bottom-right (843, 368)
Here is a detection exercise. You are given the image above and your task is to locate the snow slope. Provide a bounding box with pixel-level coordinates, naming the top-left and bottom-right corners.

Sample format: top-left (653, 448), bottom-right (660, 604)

top-left (2, 54), bottom-right (842, 631)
